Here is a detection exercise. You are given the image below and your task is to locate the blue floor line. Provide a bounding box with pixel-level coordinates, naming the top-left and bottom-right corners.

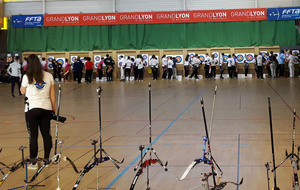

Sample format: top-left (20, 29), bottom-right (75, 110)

top-left (237, 134), bottom-right (241, 190)
top-left (105, 89), bottom-right (205, 190)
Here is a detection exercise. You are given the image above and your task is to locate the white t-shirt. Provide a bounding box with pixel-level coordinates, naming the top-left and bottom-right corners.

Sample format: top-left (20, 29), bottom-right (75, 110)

top-left (288, 55), bottom-right (294, 64)
top-left (150, 59), bottom-right (158, 68)
top-left (162, 58), bottom-right (168, 67)
top-left (125, 59), bottom-right (133, 69)
top-left (212, 58), bottom-right (218, 66)
top-left (205, 56), bottom-right (212, 65)
top-left (257, 55), bottom-right (263, 66)
top-left (167, 59), bottom-right (173, 69)
top-left (134, 58), bottom-right (142, 68)
top-left (22, 72), bottom-right (54, 112)
top-left (192, 57), bottom-right (200, 67)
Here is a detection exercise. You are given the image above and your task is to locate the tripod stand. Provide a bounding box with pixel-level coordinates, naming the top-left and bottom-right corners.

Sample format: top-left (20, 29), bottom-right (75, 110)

top-left (130, 83), bottom-right (168, 190)
top-left (9, 146), bottom-right (45, 190)
top-left (272, 109), bottom-right (298, 190)
top-left (73, 86), bottom-right (124, 190)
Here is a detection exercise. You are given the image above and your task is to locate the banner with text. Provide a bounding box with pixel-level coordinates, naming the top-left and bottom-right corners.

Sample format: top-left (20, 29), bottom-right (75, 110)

top-left (44, 8), bottom-right (267, 26)
top-left (12, 14), bottom-right (43, 27)
top-left (267, 7), bottom-right (300, 21)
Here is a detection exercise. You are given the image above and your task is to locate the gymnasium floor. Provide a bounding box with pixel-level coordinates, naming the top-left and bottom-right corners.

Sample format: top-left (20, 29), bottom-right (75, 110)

top-left (0, 77), bottom-right (299, 190)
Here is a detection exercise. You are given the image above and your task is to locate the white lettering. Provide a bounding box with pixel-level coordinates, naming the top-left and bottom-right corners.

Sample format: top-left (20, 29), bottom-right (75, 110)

top-left (25, 16), bottom-right (42, 22)
top-left (156, 13), bottom-right (189, 19)
top-left (282, 9), bottom-right (300, 15)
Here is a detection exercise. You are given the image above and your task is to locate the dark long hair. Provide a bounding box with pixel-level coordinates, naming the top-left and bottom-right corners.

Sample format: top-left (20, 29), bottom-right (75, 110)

top-left (27, 54), bottom-right (44, 84)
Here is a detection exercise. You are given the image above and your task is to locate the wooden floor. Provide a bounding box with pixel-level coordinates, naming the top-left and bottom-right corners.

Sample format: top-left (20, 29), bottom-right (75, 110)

top-left (0, 77), bottom-right (299, 190)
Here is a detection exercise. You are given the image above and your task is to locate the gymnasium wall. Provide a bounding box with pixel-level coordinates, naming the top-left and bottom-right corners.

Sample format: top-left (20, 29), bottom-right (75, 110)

top-left (7, 20), bottom-right (300, 53)
top-left (4, 0), bottom-right (300, 16)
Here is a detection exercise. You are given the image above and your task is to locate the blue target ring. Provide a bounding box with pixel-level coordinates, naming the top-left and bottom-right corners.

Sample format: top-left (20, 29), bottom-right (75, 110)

top-left (48, 63), bottom-right (53, 69)
top-left (176, 56), bottom-right (182, 63)
top-left (222, 55), bottom-right (228, 62)
top-left (237, 55), bottom-right (244, 62)
top-left (246, 54), bottom-right (254, 62)
top-left (57, 59), bottom-right (64, 65)
top-left (199, 55), bottom-right (205, 62)
top-left (48, 57), bottom-right (54, 62)
top-left (142, 55), bottom-right (148, 60)
top-left (95, 56), bottom-right (101, 62)
top-left (95, 62), bottom-right (99, 68)
top-left (71, 57), bottom-right (77, 62)
top-left (189, 53), bottom-right (195, 58)
top-left (262, 52), bottom-right (267, 57)
top-left (7, 57), bottom-right (12, 62)
top-left (213, 53), bottom-right (218, 58)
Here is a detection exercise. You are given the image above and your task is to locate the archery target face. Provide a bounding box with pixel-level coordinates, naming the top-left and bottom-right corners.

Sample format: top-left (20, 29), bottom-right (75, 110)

top-left (118, 54), bottom-right (125, 67)
top-left (142, 54), bottom-right (149, 67)
top-left (71, 56), bottom-right (77, 63)
top-left (56, 58), bottom-right (65, 67)
top-left (48, 62), bottom-right (53, 69)
top-left (188, 52), bottom-right (195, 58)
top-left (199, 55), bottom-right (206, 62)
top-left (7, 56), bottom-right (12, 62)
top-left (245, 53), bottom-right (255, 63)
top-left (236, 54), bottom-right (245, 63)
top-left (212, 52), bottom-right (219, 59)
top-left (94, 55), bottom-right (101, 68)
top-left (221, 54), bottom-right (229, 62)
top-left (260, 51), bottom-right (267, 57)
top-left (48, 56), bottom-right (54, 63)
top-left (292, 50), bottom-right (299, 55)
top-left (176, 55), bottom-right (183, 64)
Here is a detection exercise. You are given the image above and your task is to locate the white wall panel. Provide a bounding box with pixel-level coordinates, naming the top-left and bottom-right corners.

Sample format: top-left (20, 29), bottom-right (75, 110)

top-left (258, 0), bottom-right (300, 8)
top-left (4, 1), bottom-right (42, 16)
top-left (3, 0), bottom-right (300, 17)
top-left (187, 0), bottom-right (255, 10)
top-left (116, 0), bottom-right (184, 12)
top-left (45, 0), bottom-right (113, 14)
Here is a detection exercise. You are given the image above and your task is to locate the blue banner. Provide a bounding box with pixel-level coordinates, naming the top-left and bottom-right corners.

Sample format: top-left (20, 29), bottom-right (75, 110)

top-left (12, 15), bottom-right (43, 27)
top-left (267, 7), bottom-right (300, 21)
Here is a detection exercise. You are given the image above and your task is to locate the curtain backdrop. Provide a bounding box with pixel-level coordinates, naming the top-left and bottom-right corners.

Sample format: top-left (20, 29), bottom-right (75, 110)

top-left (7, 20), bottom-right (300, 52)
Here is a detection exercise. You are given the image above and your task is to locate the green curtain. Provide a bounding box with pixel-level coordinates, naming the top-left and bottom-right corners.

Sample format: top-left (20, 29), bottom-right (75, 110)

top-left (7, 20), bottom-right (300, 52)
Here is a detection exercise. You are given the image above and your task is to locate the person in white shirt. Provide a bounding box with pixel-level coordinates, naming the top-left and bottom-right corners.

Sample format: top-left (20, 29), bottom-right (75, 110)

top-left (149, 55), bottom-right (158, 80)
top-left (189, 54), bottom-right (200, 79)
top-left (184, 54), bottom-right (191, 77)
top-left (7, 56), bottom-right (22, 97)
top-left (119, 55), bottom-right (126, 81)
top-left (204, 53), bottom-right (211, 79)
top-left (227, 55), bottom-right (232, 78)
top-left (167, 57), bottom-right (173, 80)
top-left (41, 58), bottom-right (47, 71)
top-left (287, 50), bottom-right (295, 78)
top-left (211, 54), bottom-right (218, 79)
top-left (231, 54), bottom-right (238, 78)
top-left (161, 55), bottom-right (168, 79)
top-left (219, 53), bottom-right (226, 79)
top-left (256, 53), bottom-right (263, 79)
top-left (125, 56), bottom-right (133, 81)
top-left (134, 55), bottom-right (142, 80)
top-left (20, 54), bottom-right (56, 168)
top-left (136, 54), bottom-right (145, 80)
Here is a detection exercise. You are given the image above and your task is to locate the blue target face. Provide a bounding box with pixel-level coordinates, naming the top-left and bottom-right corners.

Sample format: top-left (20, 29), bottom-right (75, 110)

top-left (222, 55), bottom-right (228, 62)
top-left (57, 59), bottom-right (64, 65)
top-left (262, 52), bottom-right (267, 57)
top-left (143, 55), bottom-right (148, 60)
top-left (246, 54), bottom-right (254, 62)
top-left (199, 55), bottom-right (205, 61)
top-left (95, 62), bottom-right (99, 68)
top-left (48, 63), bottom-right (53, 69)
top-left (176, 56), bottom-right (182, 63)
top-left (213, 53), bottom-right (218, 58)
top-left (237, 55), bottom-right (244, 62)
top-left (80, 58), bottom-right (85, 62)
top-left (95, 56), bottom-right (101, 62)
top-left (48, 57), bottom-right (54, 62)
top-left (189, 53), bottom-right (195, 58)
top-left (71, 56), bottom-right (77, 62)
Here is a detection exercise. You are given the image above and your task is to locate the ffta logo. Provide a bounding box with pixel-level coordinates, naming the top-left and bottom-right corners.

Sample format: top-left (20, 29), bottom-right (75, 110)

top-left (25, 17), bottom-right (42, 22)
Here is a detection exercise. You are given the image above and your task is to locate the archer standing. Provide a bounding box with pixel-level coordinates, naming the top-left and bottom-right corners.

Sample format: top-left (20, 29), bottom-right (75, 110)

top-left (97, 57), bottom-right (104, 81)
top-left (73, 57), bottom-right (84, 84)
top-left (184, 54), bottom-right (190, 78)
top-left (149, 55), bottom-right (158, 81)
top-left (85, 57), bottom-right (94, 83)
top-left (20, 54), bottom-right (56, 168)
top-left (104, 54), bottom-right (115, 81)
top-left (7, 56), bottom-right (22, 97)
